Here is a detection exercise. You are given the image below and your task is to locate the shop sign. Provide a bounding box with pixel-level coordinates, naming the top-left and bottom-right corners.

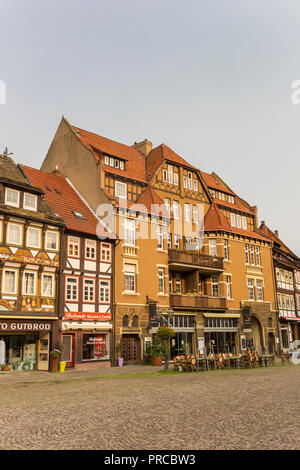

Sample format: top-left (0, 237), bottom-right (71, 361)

top-left (0, 320), bottom-right (52, 332)
top-left (64, 312), bottom-right (111, 321)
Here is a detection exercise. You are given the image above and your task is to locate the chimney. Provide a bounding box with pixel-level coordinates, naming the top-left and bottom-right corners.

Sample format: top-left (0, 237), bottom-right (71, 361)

top-left (261, 221), bottom-right (265, 227)
top-left (132, 139), bottom-right (152, 156)
top-left (274, 230), bottom-right (279, 237)
top-left (52, 165), bottom-right (61, 176)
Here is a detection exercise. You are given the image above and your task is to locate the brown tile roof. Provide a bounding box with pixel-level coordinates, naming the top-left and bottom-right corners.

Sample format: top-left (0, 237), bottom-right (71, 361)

top-left (259, 223), bottom-right (299, 257)
top-left (135, 185), bottom-right (169, 218)
top-left (20, 165), bottom-right (115, 238)
top-left (146, 144), bottom-right (198, 180)
top-left (70, 124), bottom-right (147, 183)
top-left (205, 204), bottom-right (269, 242)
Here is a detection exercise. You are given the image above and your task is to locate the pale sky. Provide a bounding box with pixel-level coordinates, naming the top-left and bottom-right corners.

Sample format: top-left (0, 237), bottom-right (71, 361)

top-left (0, 0), bottom-right (299, 255)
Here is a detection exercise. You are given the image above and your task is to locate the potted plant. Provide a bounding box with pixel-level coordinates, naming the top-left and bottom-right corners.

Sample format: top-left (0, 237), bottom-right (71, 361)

top-left (49, 349), bottom-right (60, 372)
top-left (150, 336), bottom-right (163, 366)
top-left (116, 343), bottom-right (124, 367)
top-left (156, 326), bottom-right (175, 370)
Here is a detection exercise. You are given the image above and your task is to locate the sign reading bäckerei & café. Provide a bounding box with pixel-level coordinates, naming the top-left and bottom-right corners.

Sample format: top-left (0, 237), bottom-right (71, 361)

top-left (64, 312), bottom-right (111, 321)
top-left (0, 320), bottom-right (52, 331)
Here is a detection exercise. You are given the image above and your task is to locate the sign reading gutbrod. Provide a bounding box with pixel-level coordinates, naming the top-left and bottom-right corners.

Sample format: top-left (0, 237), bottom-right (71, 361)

top-left (0, 320), bottom-right (52, 331)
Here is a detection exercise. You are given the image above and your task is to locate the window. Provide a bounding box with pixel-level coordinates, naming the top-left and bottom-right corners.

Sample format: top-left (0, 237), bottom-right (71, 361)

top-left (224, 239), bottom-right (229, 261)
top-left (104, 156), bottom-right (109, 165)
top-left (175, 273), bottom-right (181, 292)
top-left (23, 271), bottom-right (36, 296)
top-left (23, 193), bottom-right (37, 211)
top-left (7, 223), bottom-right (22, 245)
top-left (42, 274), bottom-right (54, 297)
top-left (183, 176), bottom-right (188, 188)
top-left (101, 243), bottom-right (111, 262)
top-left (114, 159), bottom-right (119, 168)
top-left (99, 280), bottom-right (110, 303)
top-left (228, 195), bottom-right (235, 204)
top-left (124, 264), bottom-right (136, 292)
top-left (193, 205), bottom-right (199, 223)
top-left (256, 280), bottom-right (264, 301)
top-left (83, 278), bottom-right (95, 302)
top-left (226, 276), bottom-right (232, 299)
top-left (247, 279), bottom-right (255, 301)
top-left (211, 276), bottom-right (219, 297)
top-left (168, 165), bottom-right (173, 184)
top-left (123, 315), bottom-right (129, 328)
top-left (46, 231), bottom-right (58, 250)
top-left (164, 198), bottom-right (171, 216)
top-left (174, 234), bottom-right (180, 250)
top-left (173, 200), bottom-right (179, 219)
top-left (245, 244), bottom-right (250, 264)
top-left (167, 232), bottom-right (172, 249)
top-left (184, 204), bottom-right (191, 222)
top-left (82, 334), bottom-right (109, 361)
top-left (210, 190), bottom-right (215, 198)
top-left (236, 214), bottom-right (242, 228)
top-left (132, 315), bottom-right (139, 328)
top-left (115, 181), bottom-right (127, 199)
top-left (162, 169), bottom-right (167, 182)
top-left (157, 225), bottom-right (164, 250)
top-left (158, 268), bottom-right (165, 294)
top-left (193, 180), bottom-right (198, 192)
top-left (3, 269), bottom-right (17, 294)
top-left (109, 157), bottom-right (114, 167)
top-left (66, 277), bottom-right (78, 301)
top-left (209, 239), bottom-right (217, 256)
top-left (124, 219), bottom-right (135, 246)
top-left (169, 273), bottom-right (173, 292)
top-left (256, 246), bottom-right (261, 266)
top-left (85, 240), bottom-right (96, 260)
top-left (250, 245), bottom-right (255, 265)
top-left (68, 236), bottom-right (80, 257)
top-left (188, 173), bottom-right (192, 189)
top-left (230, 213), bottom-right (236, 227)
top-left (242, 216), bottom-right (248, 230)
top-left (27, 227), bottom-right (41, 248)
top-left (174, 173), bottom-right (178, 185)
top-left (5, 188), bottom-right (19, 207)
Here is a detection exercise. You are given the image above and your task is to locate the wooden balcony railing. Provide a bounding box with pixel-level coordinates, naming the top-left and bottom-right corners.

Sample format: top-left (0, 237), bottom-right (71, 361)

top-left (168, 249), bottom-right (224, 271)
top-left (170, 293), bottom-right (227, 310)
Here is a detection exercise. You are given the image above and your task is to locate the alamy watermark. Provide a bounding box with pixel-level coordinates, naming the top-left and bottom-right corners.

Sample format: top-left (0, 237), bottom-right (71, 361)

top-left (0, 81), bottom-right (6, 104)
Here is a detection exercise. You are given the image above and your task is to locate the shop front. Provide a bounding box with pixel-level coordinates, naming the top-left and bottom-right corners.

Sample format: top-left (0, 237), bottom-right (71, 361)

top-left (167, 314), bottom-right (195, 359)
top-left (0, 319), bottom-right (54, 371)
top-left (61, 321), bottom-right (112, 369)
top-left (280, 318), bottom-right (300, 352)
top-left (203, 314), bottom-right (240, 355)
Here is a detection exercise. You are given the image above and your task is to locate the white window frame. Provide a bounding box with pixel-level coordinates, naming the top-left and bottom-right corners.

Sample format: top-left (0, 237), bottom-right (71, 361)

top-left (42, 273), bottom-right (54, 297)
top-left (174, 234), bottom-right (180, 250)
top-left (184, 203), bottom-right (191, 222)
top-left (209, 239), bottom-right (217, 256)
top-left (23, 193), bottom-right (37, 211)
top-left (242, 216), bottom-right (248, 230)
top-left (224, 239), bottom-right (229, 261)
top-left (7, 223), bottom-right (22, 245)
top-left (157, 225), bottom-right (164, 250)
top-left (85, 239), bottom-right (96, 260)
top-left (2, 268), bottom-right (18, 294)
top-left (5, 188), bottom-right (20, 208)
top-left (83, 278), bottom-right (95, 303)
top-left (256, 279), bottom-right (264, 301)
top-left (183, 176), bottom-right (188, 189)
top-left (226, 275), bottom-right (232, 299)
top-left (99, 279), bottom-right (111, 303)
top-left (162, 169), bottom-right (167, 182)
top-left (101, 242), bottom-right (111, 262)
top-left (193, 180), bottom-right (198, 192)
top-left (168, 165), bottom-right (173, 184)
top-left (124, 264), bottom-right (136, 293)
top-left (158, 268), bottom-right (165, 294)
top-left (26, 226), bottom-right (41, 249)
top-left (256, 246), bottom-right (261, 266)
top-left (230, 213), bottom-right (236, 227)
top-left (174, 173), bottom-right (178, 185)
top-left (173, 200), bottom-right (179, 220)
top-left (193, 205), bottom-right (199, 223)
top-left (124, 218), bottom-right (136, 247)
top-left (23, 271), bottom-right (37, 296)
top-left (65, 276), bottom-right (78, 302)
top-left (46, 231), bottom-right (59, 251)
top-left (115, 181), bottom-right (127, 199)
top-left (247, 278), bottom-right (255, 301)
top-left (236, 214), bottom-right (242, 228)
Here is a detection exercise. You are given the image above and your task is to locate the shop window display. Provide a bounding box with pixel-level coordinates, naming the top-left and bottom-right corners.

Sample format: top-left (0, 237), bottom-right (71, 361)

top-left (82, 334), bottom-right (109, 361)
top-left (0, 335), bottom-right (37, 371)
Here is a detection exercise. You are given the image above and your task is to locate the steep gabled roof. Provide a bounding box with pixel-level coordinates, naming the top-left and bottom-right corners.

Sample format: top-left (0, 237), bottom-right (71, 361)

top-left (259, 223), bottom-right (299, 259)
top-left (70, 123), bottom-right (147, 183)
top-left (147, 144), bottom-right (198, 180)
top-left (20, 165), bottom-right (115, 238)
top-left (135, 185), bottom-right (169, 218)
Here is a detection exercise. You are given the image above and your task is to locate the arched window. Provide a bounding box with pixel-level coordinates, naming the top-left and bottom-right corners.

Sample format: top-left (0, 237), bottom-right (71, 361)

top-left (132, 315), bottom-right (139, 328)
top-left (122, 315), bottom-right (129, 328)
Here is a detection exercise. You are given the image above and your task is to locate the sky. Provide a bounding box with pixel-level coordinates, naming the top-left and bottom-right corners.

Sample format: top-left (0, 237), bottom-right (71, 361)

top-left (0, 0), bottom-right (300, 255)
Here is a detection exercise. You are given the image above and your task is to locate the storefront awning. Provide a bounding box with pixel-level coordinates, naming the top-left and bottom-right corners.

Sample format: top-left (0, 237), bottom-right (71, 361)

top-left (203, 313), bottom-right (240, 318)
top-left (62, 322), bottom-right (112, 331)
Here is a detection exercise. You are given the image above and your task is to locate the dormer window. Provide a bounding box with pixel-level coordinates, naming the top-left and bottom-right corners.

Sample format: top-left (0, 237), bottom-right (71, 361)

top-left (109, 158), bottom-right (114, 167)
top-left (5, 188), bottom-right (20, 207)
top-left (24, 193), bottom-right (37, 211)
top-left (119, 161), bottom-right (125, 170)
top-left (72, 210), bottom-right (86, 221)
top-left (115, 181), bottom-right (127, 199)
top-left (115, 159), bottom-right (119, 168)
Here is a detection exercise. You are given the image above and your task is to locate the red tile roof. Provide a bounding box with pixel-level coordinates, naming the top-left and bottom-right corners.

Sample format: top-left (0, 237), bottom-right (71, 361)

top-left (70, 125), bottom-right (147, 183)
top-left (20, 165), bottom-right (115, 238)
top-left (135, 185), bottom-right (169, 218)
top-left (205, 204), bottom-right (270, 242)
top-left (259, 223), bottom-right (298, 256)
top-left (146, 144), bottom-right (198, 180)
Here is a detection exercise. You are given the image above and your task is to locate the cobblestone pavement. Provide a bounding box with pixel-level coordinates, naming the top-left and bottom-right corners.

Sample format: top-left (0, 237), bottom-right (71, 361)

top-left (1, 365), bottom-right (300, 450)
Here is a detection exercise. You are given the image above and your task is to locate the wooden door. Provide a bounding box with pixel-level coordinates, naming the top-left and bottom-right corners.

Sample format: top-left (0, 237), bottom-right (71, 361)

top-left (121, 335), bottom-right (140, 364)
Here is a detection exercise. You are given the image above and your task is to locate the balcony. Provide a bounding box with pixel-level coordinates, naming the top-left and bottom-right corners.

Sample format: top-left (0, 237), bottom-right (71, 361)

top-left (168, 249), bottom-right (224, 273)
top-left (170, 293), bottom-right (227, 310)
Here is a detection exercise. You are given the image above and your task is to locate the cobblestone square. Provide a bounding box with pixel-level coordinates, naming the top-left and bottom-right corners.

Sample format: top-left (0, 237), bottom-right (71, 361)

top-left (1, 366), bottom-right (300, 450)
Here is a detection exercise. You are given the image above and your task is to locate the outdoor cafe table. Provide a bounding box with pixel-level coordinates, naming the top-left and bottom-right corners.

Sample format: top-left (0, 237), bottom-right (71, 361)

top-left (227, 356), bottom-right (242, 368)
top-left (196, 356), bottom-right (217, 371)
top-left (259, 354), bottom-right (275, 367)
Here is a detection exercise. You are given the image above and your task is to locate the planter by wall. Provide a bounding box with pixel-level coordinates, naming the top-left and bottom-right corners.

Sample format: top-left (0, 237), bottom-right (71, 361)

top-left (151, 356), bottom-right (163, 366)
top-left (118, 357), bottom-right (124, 367)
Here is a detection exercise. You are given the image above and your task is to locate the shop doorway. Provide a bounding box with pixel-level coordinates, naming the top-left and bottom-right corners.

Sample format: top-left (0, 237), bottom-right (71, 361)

top-left (121, 335), bottom-right (141, 364)
top-left (204, 331), bottom-right (237, 355)
top-left (245, 317), bottom-right (263, 353)
top-left (268, 333), bottom-right (276, 354)
top-left (170, 332), bottom-right (194, 358)
top-left (62, 333), bottom-right (76, 368)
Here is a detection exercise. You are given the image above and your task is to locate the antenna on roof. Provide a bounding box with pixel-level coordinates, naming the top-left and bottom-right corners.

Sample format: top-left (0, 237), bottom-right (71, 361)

top-left (3, 147), bottom-right (13, 157)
